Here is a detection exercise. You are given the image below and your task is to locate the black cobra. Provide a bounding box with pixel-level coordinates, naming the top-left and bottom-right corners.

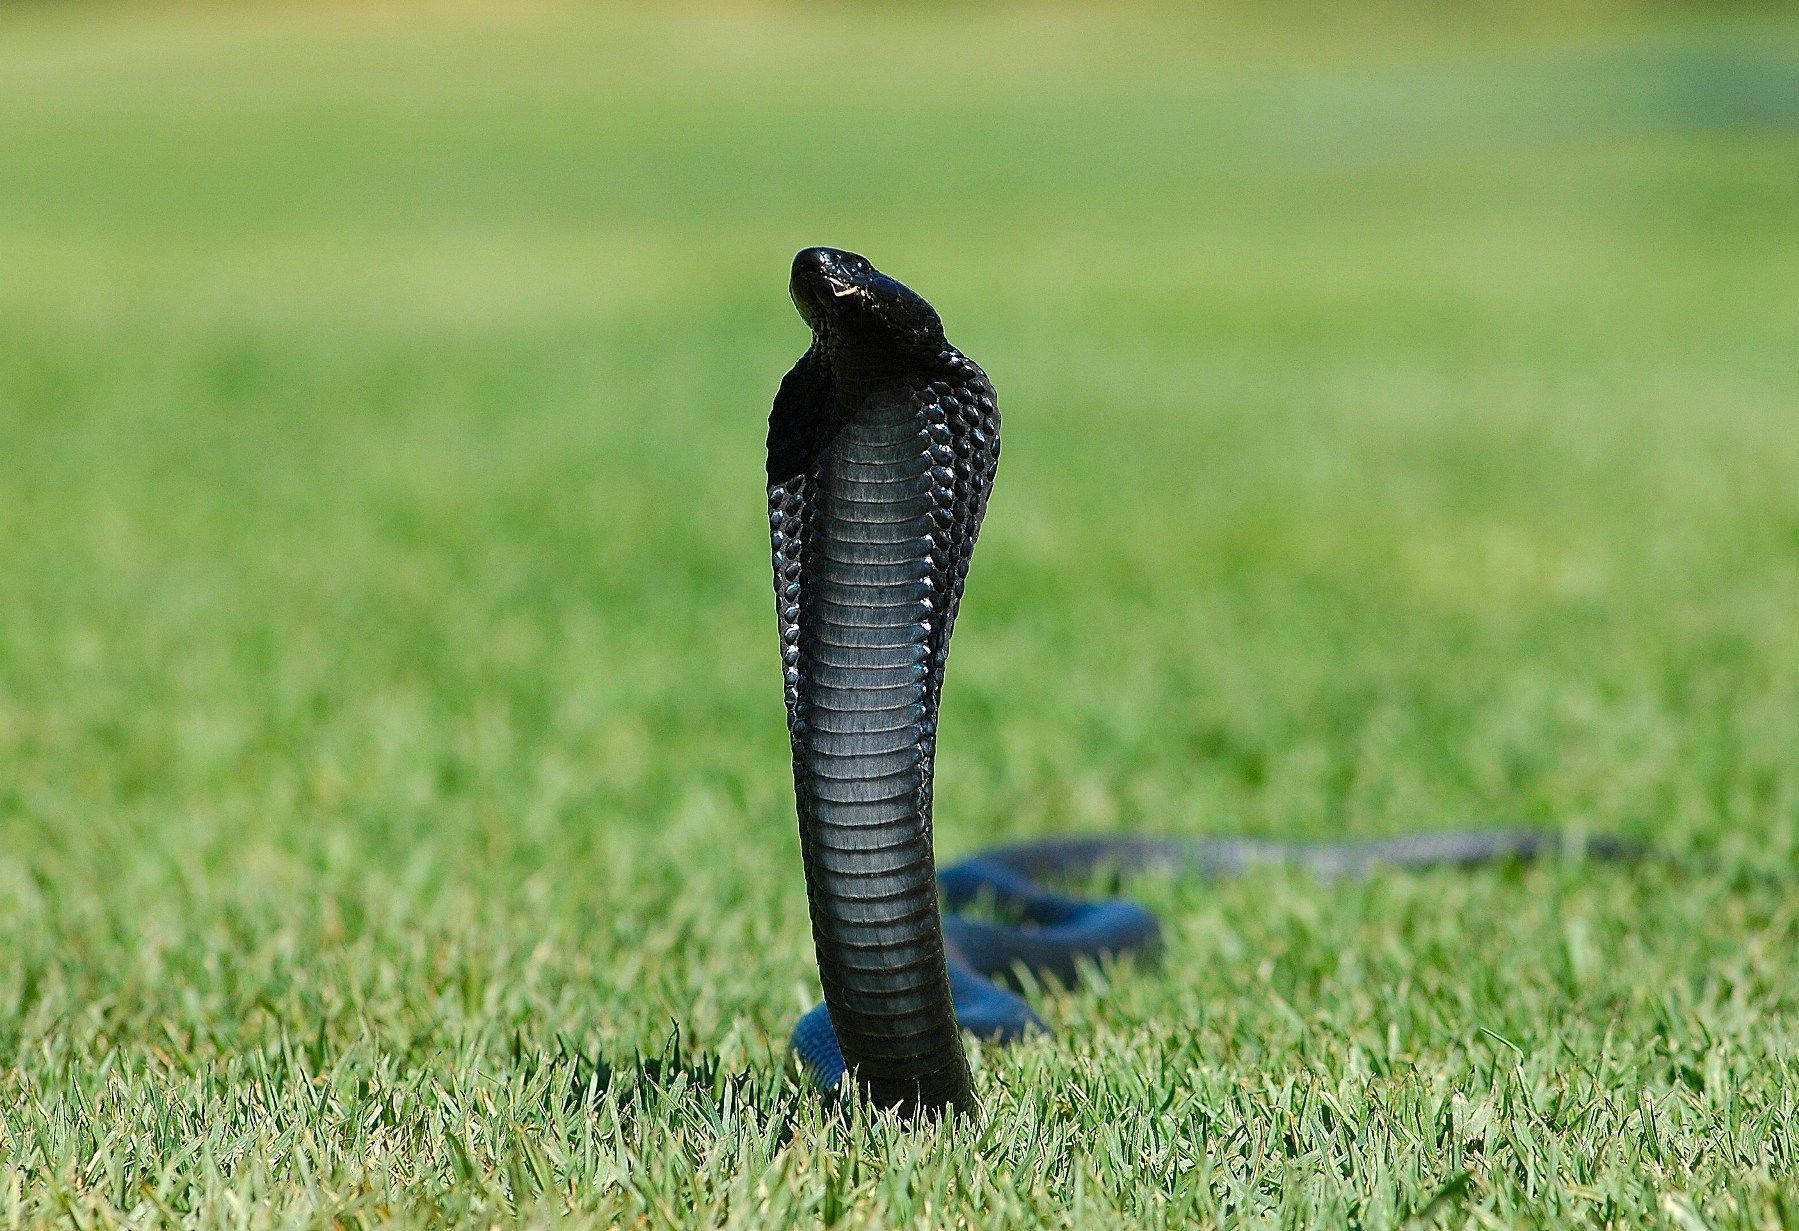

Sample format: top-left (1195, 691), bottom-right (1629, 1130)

top-left (766, 247), bottom-right (1634, 1118)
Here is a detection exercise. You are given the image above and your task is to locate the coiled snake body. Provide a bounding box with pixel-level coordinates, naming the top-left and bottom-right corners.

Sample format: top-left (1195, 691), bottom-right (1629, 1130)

top-left (767, 247), bottom-right (1629, 1117)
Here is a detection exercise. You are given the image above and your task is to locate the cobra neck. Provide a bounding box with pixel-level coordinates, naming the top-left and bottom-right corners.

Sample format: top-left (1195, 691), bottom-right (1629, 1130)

top-left (815, 335), bottom-right (945, 411)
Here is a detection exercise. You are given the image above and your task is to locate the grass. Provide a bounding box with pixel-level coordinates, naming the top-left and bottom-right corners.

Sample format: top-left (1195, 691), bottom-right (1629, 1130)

top-left (1, 2), bottom-right (1796, 1226)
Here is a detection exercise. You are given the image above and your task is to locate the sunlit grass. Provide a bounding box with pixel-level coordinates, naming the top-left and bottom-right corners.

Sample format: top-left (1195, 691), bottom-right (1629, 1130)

top-left (0, 3), bottom-right (1795, 1227)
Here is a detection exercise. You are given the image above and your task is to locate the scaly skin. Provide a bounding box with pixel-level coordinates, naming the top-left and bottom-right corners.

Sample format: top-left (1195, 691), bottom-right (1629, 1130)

top-left (768, 247), bottom-right (998, 1116)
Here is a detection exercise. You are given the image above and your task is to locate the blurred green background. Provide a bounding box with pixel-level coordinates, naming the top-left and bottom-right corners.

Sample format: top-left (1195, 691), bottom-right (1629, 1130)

top-left (1, 3), bottom-right (1796, 1227)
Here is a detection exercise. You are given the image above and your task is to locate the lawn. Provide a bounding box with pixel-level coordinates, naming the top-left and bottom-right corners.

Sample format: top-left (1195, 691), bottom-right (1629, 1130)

top-left (1, 2), bottom-right (1796, 1227)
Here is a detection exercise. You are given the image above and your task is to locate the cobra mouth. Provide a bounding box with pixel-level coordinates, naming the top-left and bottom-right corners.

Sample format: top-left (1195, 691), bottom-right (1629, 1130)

top-left (827, 279), bottom-right (860, 298)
